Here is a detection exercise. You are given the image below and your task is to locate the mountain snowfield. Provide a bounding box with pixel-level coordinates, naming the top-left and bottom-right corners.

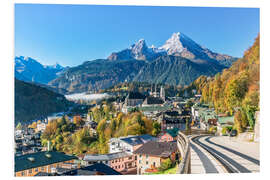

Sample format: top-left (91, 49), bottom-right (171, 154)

top-left (108, 32), bottom-right (236, 67)
top-left (161, 32), bottom-right (185, 55)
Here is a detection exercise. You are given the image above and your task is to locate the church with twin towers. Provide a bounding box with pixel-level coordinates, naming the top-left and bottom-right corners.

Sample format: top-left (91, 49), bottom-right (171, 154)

top-left (149, 84), bottom-right (166, 102)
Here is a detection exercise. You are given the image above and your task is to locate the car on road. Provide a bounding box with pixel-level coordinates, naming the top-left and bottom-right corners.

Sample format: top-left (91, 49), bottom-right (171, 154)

top-left (229, 130), bottom-right (237, 137)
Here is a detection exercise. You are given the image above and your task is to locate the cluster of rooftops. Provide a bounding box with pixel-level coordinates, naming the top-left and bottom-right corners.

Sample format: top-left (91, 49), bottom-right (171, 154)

top-left (15, 132), bottom-right (179, 175)
top-left (126, 91), bottom-right (166, 104)
top-left (15, 151), bottom-right (121, 176)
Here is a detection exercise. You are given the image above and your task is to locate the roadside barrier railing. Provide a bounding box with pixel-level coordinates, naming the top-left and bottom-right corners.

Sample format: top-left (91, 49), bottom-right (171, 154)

top-left (177, 131), bottom-right (191, 174)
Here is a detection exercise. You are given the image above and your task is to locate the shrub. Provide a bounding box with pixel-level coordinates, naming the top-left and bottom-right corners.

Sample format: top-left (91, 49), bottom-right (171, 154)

top-left (221, 127), bottom-right (228, 136)
top-left (208, 126), bottom-right (217, 134)
top-left (226, 126), bottom-right (233, 132)
top-left (221, 126), bottom-right (232, 136)
top-left (158, 158), bottom-right (173, 171)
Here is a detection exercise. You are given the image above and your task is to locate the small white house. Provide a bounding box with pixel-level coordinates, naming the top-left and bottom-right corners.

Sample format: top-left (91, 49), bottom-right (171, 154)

top-left (109, 134), bottom-right (157, 154)
top-left (37, 123), bottom-right (46, 132)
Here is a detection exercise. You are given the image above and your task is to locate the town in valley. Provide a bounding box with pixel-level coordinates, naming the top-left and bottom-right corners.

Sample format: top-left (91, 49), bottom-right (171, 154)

top-left (14, 4), bottom-right (260, 177)
top-left (15, 78), bottom-right (260, 176)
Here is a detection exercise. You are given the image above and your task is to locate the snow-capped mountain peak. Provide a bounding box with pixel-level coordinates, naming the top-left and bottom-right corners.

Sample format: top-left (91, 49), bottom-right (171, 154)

top-left (15, 56), bottom-right (66, 84)
top-left (23, 56), bottom-right (29, 61)
top-left (137, 38), bottom-right (146, 44)
top-left (44, 63), bottom-right (64, 70)
top-left (130, 39), bottom-right (148, 52)
top-left (160, 32), bottom-right (184, 55)
top-left (107, 32), bottom-right (236, 66)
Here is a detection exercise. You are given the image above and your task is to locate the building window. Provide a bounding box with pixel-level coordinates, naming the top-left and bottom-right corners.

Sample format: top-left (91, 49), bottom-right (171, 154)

top-left (35, 168), bottom-right (38, 172)
top-left (21, 171), bottom-right (24, 176)
top-left (146, 161), bottom-right (148, 165)
top-left (28, 169), bottom-right (32, 174)
top-left (41, 167), bottom-right (45, 171)
top-left (139, 160), bottom-right (141, 164)
top-left (139, 154), bottom-right (142, 158)
top-left (153, 162), bottom-right (156, 167)
top-left (146, 155), bottom-right (149, 159)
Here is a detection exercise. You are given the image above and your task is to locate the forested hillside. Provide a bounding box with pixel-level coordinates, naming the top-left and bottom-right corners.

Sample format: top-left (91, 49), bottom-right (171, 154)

top-left (193, 35), bottom-right (259, 132)
top-left (49, 59), bottom-right (146, 93)
top-left (133, 55), bottom-right (225, 86)
top-left (15, 79), bottom-right (72, 124)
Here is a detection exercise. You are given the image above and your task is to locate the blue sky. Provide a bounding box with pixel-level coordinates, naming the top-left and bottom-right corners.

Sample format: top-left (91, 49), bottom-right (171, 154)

top-left (15, 4), bottom-right (259, 67)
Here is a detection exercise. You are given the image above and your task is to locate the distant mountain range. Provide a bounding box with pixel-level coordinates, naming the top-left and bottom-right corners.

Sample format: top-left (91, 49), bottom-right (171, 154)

top-left (15, 56), bottom-right (68, 84)
top-left (15, 32), bottom-right (238, 94)
top-left (108, 32), bottom-right (236, 67)
top-left (48, 59), bottom-right (146, 93)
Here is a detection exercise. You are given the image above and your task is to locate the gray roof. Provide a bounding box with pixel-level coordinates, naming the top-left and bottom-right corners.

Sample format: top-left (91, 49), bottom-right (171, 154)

top-left (135, 105), bottom-right (172, 112)
top-left (134, 141), bottom-right (178, 157)
top-left (84, 152), bottom-right (131, 161)
top-left (34, 172), bottom-right (51, 176)
top-left (163, 117), bottom-right (185, 124)
top-left (144, 96), bottom-right (164, 105)
top-left (120, 134), bottom-right (157, 146)
top-left (127, 92), bottom-right (146, 100)
top-left (15, 151), bottom-right (77, 172)
top-left (62, 163), bottom-right (121, 175)
top-left (164, 110), bottom-right (181, 117)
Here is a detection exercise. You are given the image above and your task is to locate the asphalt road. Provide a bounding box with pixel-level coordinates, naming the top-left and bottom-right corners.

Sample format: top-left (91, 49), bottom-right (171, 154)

top-left (190, 135), bottom-right (260, 173)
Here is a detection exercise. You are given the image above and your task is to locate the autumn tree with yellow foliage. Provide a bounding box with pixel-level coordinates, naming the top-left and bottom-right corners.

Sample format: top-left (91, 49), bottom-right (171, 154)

top-left (90, 105), bottom-right (156, 154)
top-left (197, 35), bottom-right (260, 133)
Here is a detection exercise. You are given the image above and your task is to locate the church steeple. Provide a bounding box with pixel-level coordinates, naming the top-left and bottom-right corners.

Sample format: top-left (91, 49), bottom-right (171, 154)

top-left (160, 86), bottom-right (165, 101)
top-left (155, 84), bottom-right (157, 97)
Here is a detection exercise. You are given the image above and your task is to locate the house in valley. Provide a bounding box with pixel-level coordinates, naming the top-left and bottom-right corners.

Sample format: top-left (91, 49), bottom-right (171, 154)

top-left (109, 134), bottom-right (157, 154)
top-left (61, 163), bottom-right (122, 176)
top-left (134, 141), bottom-right (178, 174)
top-left (159, 110), bottom-right (186, 131)
top-left (83, 152), bottom-right (137, 175)
top-left (15, 151), bottom-right (78, 177)
top-left (158, 128), bottom-right (179, 142)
